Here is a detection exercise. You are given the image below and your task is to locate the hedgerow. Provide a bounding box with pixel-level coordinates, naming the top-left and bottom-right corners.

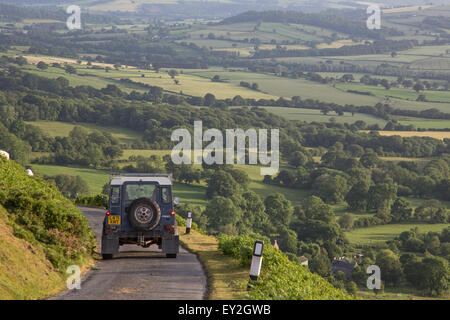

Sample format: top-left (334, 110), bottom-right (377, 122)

top-left (75, 194), bottom-right (108, 208)
top-left (0, 158), bottom-right (95, 271)
top-left (218, 234), bottom-right (353, 300)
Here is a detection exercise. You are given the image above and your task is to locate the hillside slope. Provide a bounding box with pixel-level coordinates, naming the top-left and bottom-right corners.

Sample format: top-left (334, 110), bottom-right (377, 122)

top-left (0, 157), bottom-right (95, 299)
top-left (0, 205), bottom-right (63, 299)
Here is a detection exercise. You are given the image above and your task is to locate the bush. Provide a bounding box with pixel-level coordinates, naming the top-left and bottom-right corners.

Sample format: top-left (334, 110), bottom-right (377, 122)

top-left (218, 234), bottom-right (352, 300)
top-left (0, 158), bottom-right (94, 271)
top-left (75, 194), bottom-right (108, 208)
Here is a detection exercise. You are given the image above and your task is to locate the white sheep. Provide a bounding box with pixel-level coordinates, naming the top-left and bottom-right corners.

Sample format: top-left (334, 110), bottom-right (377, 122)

top-left (0, 150), bottom-right (10, 160)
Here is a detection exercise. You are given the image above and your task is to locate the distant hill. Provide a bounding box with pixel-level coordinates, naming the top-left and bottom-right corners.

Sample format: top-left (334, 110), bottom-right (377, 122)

top-left (219, 10), bottom-right (403, 39)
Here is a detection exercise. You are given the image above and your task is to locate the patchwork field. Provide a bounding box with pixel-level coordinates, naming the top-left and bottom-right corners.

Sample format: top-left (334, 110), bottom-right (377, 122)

top-left (13, 52), bottom-right (450, 113)
top-left (184, 69), bottom-right (383, 105)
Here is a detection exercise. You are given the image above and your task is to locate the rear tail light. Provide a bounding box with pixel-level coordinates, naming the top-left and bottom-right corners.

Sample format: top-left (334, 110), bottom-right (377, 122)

top-left (106, 211), bottom-right (111, 216)
top-left (170, 211), bottom-right (175, 216)
top-left (165, 225), bottom-right (175, 233)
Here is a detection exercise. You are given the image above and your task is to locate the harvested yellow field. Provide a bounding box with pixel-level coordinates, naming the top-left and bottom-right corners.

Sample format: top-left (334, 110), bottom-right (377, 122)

top-left (90, 0), bottom-right (177, 12)
top-left (132, 72), bottom-right (276, 100)
top-left (383, 5), bottom-right (434, 14)
top-left (317, 40), bottom-right (369, 49)
top-left (363, 130), bottom-right (450, 140)
top-left (22, 19), bottom-right (61, 24)
top-left (356, 2), bottom-right (387, 7)
top-left (21, 55), bottom-right (132, 70)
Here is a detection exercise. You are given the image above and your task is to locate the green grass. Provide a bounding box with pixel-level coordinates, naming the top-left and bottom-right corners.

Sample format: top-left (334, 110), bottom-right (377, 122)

top-left (263, 107), bottom-right (388, 126)
top-left (335, 82), bottom-right (450, 103)
top-left (173, 182), bottom-right (208, 206)
top-left (0, 205), bottom-right (66, 299)
top-left (178, 226), bottom-right (249, 299)
top-left (22, 65), bottom-right (117, 90)
top-left (26, 121), bottom-right (143, 145)
top-left (0, 158), bottom-right (94, 299)
top-left (31, 164), bottom-right (110, 194)
top-left (120, 149), bottom-right (172, 160)
top-left (394, 117), bottom-right (450, 129)
top-left (345, 223), bottom-right (450, 245)
top-left (185, 69), bottom-right (383, 106)
top-left (30, 161), bottom-right (310, 206)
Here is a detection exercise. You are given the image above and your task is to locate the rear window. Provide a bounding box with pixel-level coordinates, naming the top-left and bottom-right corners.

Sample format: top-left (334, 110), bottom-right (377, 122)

top-left (161, 187), bottom-right (171, 204)
top-left (124, 184), bottom-right (157, 202)
top-left (111, 187), bottom-right (120, 205)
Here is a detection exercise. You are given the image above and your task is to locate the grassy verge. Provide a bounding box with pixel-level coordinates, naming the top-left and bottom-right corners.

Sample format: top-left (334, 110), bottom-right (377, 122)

top-left (178, 226), bottom-right (249, 300)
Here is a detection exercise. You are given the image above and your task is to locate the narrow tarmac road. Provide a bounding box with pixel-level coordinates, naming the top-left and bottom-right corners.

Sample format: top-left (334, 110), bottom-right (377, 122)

top-left (52, 207), bottom-right (206, 300)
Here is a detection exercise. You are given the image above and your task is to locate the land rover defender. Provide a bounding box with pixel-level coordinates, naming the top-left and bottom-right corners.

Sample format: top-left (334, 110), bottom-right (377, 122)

top-left (101, 173), bottom-right (179, 259)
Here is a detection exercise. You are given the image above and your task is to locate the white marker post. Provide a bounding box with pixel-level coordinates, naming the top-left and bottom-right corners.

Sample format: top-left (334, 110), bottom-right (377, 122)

top-left (186, 211), bottom-right (192, 234)
top-left (248, 241), bottom-right (264, 290)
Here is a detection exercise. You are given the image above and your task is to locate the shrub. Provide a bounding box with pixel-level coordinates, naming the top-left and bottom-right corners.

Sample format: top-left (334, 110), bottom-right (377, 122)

top-left (0, 158), bottom-right (95, 271)
top-left (218, 234), bottom-right (352, 300)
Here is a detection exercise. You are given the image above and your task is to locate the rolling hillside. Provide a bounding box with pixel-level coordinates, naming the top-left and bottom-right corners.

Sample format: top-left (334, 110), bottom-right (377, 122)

top-left (0, 157), bottom-right (95, 299)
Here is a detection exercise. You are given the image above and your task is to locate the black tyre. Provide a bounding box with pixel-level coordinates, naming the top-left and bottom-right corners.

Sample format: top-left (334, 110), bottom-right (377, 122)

top-left (166, 253), bottom-right (177, 258)
top-left (102, 254), bottom-right (113, 260)
top-left (128, 198), bottom-right (161, 231)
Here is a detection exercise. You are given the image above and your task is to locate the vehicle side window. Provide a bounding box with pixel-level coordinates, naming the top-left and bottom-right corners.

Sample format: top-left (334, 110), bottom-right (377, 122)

top-left (161, 187), bottom-right (171, 204)
top-left (111, 187), bottom-right (120, 205)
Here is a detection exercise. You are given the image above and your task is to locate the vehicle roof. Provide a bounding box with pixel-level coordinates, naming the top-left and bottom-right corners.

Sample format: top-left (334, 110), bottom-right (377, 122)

top-left (110, 177), bottom-right (172, 186)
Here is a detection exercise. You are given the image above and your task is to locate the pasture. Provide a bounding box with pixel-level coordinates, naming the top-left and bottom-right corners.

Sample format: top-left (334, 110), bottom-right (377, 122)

top-left (263, 107), bottom-right (388, 126)
top-left (394, 117), bottom-right (450, 129)
top-left (335, 82), bottom-right (450, 103)
top-left (25, 121), bottom-right (143, 145)
top-left (184, 69), bottom-right (383, 106)
top-left (345, 223), bottom-right (449, 245)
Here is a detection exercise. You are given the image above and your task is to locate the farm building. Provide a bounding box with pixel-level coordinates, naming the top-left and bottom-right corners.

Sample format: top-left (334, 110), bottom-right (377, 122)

top-left (299, 256), bottom-right (309, 266)
top-left (332, 259), bottom-right (357, 278)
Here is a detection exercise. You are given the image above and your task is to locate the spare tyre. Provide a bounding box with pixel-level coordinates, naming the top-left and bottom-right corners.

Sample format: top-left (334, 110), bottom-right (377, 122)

top-left (128, 198), bottom-right (161, 231)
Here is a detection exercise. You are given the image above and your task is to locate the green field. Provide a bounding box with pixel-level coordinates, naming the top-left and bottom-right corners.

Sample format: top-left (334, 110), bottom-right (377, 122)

top-left (30, 161), bottom-right (310, 206)
top-left (25, 121), bottom-right (143, 145)
top-left (345, 223), bottom-right (450, 245)
top-left (394, 117), bottom-right (450, 129)
top-left (263, 106), bottom-right (388, 126)
top-left (31, 164), bottom-right (110, 194)
top-left (335, 82), bottom-right (450, 103)
top-left (185, 69), bottom-right (383, 106)
top-left (15, 52), bottom-right (450, 113)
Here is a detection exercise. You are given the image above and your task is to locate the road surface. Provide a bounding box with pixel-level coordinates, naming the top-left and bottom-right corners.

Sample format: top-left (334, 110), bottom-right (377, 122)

top-left (52, 207), bottom-right (206, 300)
